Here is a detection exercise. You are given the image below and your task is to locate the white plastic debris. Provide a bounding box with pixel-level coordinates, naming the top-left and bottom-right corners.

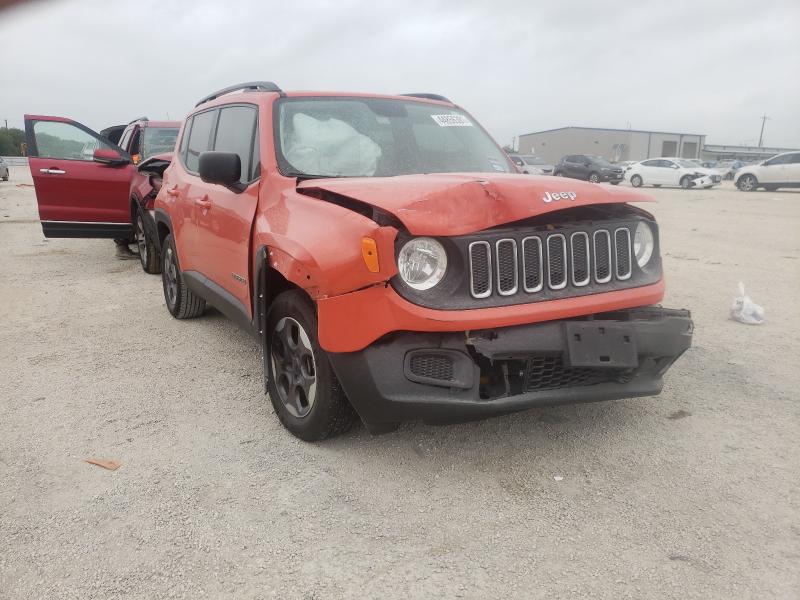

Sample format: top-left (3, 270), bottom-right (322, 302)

top-left (553, 476), bottom-right (564, 482)
top-left (282, 112), bottom-right (382, 177)
top-left (731, 282), bottom-right (765, 325)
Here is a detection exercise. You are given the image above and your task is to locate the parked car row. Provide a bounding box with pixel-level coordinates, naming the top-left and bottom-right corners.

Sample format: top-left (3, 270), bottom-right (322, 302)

top-left (23, 82), bottom-right (693, 440)
top-left (506, 150), bottom-right (800, 192)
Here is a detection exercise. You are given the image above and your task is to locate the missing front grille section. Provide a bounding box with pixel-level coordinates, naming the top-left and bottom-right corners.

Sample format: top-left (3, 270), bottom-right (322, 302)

top-left (477, 354), bottom-right (628, 399)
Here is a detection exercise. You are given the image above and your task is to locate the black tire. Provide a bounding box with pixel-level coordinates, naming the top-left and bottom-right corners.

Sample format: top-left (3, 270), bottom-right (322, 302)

top-left (737, 174), bottom-right (758, 192)
top-left (1, 174), bottom-right (8, 182)
top-left (134, 208), bottom-right (161, 274)
top-left (610, 181), bottom-right (620, 186)
top-left (630, 174), bottom-right (643, 188)
top-left (266, 289), bottom-right (356, 441)
top-left (161, 233), bottom-right (205, 319)
top-left (588, 172), bottom-right (600, 183)
top-left (680, 176), bottom-right (692, 189)
top-left (764, 185), bottom-right (778, 191)
top-left (653, 184), bottom-right (662, 188)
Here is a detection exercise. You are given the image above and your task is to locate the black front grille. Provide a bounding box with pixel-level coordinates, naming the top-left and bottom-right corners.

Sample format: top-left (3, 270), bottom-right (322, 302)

top-left (468, 224), bottom-right (635, 300)
top-left (593, 230), bottom-right (611, 282)
top-left (547, 235), bottom-right (567, 289)
top-left (469, 242), bottom-right (491, 298)
top-left (409, 353), bottom-right (454, 382)
top-left (523, 356), bottom-right (616, 391)
top-left (496, 239), bottom-right (518, 294)
top-left (522, 237), bottom-right (542, 292)
top-left (614, 229), bottom-right (632, 279)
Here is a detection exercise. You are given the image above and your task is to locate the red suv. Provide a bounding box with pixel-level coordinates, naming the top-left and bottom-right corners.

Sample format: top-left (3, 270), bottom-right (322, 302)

top-left (147, 82), bottom-right (692, 440)
top-left (24, 115), bottom-right (179, 273)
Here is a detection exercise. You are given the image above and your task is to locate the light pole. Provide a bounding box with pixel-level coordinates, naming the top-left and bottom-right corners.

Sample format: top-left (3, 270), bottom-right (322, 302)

top-left (758, 115), bottom-right (770, 147)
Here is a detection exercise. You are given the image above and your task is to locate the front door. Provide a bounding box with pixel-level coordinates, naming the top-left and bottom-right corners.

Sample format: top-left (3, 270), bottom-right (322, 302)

top-left (24, 115), bottom-right (134, 238)
top-left (193, 104), bottom-right (260, 314)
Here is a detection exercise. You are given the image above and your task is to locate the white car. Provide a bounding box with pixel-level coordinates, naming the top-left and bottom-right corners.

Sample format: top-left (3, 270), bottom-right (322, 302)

top-left (734, 151), bottom-right (800, 192)
top-left (627, 158), bottom-right (722, 189)
top-left (508, 154), bottom-right (554, 175)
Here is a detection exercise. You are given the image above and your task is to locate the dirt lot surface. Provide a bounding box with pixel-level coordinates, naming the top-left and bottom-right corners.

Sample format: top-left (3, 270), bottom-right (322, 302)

top-left (1, 165), bottom-right (798, 599)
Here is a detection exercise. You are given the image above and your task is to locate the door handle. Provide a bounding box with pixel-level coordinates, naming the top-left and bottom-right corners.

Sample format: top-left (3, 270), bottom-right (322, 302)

top-left (166, 186), bottom-right (180, 197)
top-left (40, 168), bottom-right (66, 175)
top-left (195, 196), bottom-right (212, 209)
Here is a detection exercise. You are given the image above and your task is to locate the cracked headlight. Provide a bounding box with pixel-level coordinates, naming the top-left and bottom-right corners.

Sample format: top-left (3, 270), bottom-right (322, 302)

top-left (634, 221), bottom-right (655, 268)
top-left (397, 238), bottom-right (448, 290)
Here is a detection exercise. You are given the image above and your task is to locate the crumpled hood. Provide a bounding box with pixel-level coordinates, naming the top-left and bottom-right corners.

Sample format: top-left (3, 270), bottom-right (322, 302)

top-left (298, 172), bottom-right (654, 236)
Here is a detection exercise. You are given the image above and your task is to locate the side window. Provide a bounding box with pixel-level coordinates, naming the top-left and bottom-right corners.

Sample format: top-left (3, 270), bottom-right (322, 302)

top-left (117, 126), bottom-right (133, 153)
top-left (185, 110), bottom-right (217, 173)
top-left (129, 127), bottom-right (142, 157)
top-left (789, 153), bottom-right (800, 164)
top-left (32, 120), bottom-right (113, 161)
top-left (178, 119), bottom-right (192, 162)
top-left (767, 154), bottom-right (791, 166)
top-left (213, 105), bottom-right (258, 183)
top-left (641, 159), bottom-right (659, 167)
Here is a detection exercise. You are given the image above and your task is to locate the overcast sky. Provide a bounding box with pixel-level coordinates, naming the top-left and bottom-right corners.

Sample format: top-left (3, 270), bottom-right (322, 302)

top-left (1, 0), bottom-right (798, 148)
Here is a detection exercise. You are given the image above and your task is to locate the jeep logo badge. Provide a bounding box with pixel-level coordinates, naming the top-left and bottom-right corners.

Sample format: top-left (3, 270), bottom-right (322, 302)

top-left (542, 191), bottom-right (577, 203)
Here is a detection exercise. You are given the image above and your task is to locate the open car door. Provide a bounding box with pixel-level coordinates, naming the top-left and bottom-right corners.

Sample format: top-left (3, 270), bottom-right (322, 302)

top-left (24, 115), bottom-right (135, 238)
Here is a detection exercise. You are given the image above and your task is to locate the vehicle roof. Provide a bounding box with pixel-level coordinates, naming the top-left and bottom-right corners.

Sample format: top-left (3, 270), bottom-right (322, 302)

top-left (194, 89), bottom-right (456, 111)
top-left (134, 120), bottom-right (181, 129)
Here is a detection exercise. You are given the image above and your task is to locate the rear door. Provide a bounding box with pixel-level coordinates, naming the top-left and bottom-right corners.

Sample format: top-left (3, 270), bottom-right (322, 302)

top-left (24, 115), bottom-right (134, 238)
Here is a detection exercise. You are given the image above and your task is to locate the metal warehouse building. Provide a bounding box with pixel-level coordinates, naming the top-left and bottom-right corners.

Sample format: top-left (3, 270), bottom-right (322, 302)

top-left (518, 127), bottom-right (705, 165)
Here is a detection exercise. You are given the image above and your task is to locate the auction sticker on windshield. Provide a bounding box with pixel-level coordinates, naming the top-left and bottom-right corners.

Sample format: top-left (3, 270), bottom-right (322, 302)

top-left (431, 114), bottom-right (473, 127)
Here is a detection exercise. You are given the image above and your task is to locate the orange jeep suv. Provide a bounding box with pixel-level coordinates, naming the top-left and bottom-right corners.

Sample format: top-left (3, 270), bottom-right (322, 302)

top-left (153, 82), bottom-right (693, 440)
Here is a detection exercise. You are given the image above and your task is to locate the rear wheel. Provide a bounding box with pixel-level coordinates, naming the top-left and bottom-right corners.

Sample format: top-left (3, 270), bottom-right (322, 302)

top-left (134, 209), bottom-right (160, 274)
top-left (680, 176), bottom-right (692, 189)
top-left (161, 233), bottom-right (205, 319)
top-left (588, 172), bottom-right (600, 183)
top-left (738, 174), bottom-right (758, 192)
top-left (266, 290), bottom-right (356, 441)
top-left (630, 174), bottom-right (643, 188)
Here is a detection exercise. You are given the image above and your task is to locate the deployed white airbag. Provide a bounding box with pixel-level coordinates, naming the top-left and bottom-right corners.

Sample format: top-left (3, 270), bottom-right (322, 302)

top-left (283, 113), bottom-right (382, 177)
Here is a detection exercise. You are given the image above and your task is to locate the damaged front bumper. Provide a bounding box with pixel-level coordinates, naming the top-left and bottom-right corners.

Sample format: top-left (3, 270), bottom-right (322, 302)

top-left (328, 306), bottom-right (693, 433)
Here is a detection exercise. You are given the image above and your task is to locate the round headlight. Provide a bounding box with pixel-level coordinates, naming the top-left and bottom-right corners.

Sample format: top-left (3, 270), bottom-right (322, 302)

top-left (397, 238), bottom-right (448, 290)
top-left (633, 221), bottom-right (655, 267)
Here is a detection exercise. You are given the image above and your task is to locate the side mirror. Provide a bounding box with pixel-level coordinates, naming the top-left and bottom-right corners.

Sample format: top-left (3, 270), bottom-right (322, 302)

top-left (671, 164), bottom-right (679, 169)
top-left (93, 148), bottom-right (129, 166)
top-left (198, 151), bottom-right (242, 190)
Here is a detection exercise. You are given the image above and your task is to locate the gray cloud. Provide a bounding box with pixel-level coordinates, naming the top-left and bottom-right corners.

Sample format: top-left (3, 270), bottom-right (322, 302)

top-left (1, 0), bottom-right (798, 148)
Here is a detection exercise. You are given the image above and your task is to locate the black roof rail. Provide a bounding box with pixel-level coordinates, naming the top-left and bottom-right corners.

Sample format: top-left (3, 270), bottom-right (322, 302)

top-left (128, 116), bottom-right (149, 124)
top-left (195, 81), bottom-right (282, 107)
top-left (400, 93), bottom-right (453, 103)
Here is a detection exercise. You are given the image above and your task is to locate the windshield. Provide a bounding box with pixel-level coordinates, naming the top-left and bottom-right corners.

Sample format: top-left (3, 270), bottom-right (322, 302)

top-left (676, 159), bottom-right (701, 168)
top-left (276, 98), bottom-right (513, 177)
top-left (587, 155), bottom-right (614, 167)
top-left (143, 127), bottom-right (179, 159)
top-left (522, 155), bottom-right (547, 165)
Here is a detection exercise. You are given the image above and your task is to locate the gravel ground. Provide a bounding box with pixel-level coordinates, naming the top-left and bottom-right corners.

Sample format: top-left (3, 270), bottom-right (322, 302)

top-left (1, 165), bottom-right (799, 599)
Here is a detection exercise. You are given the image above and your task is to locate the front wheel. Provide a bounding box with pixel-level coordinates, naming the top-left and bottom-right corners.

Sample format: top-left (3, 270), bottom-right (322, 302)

top-left (134, 209), bottom-right (161, 274)
top-left (588, 172), bottom-right (600, 183)
top-left (680, 176), bottom-right (692, 189)
top-left (610, 181), bottom-right (620, 186)
top-left (266, 290), bottom-right (356, 441)
top-left (630, 174), bottom-right (643, 188)
top-left (737, 174), bottom-right (758, 192)
top-left (161, 234), bottom-right (205, 319)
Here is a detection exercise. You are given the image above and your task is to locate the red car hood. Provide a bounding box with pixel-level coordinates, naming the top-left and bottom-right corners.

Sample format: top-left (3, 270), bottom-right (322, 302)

top-left (298, 173), bottom-right (654, 236)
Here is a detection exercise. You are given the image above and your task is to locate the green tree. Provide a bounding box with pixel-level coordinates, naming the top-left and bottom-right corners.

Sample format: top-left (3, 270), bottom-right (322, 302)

top-left (0, 128), bottom-right (26, 156)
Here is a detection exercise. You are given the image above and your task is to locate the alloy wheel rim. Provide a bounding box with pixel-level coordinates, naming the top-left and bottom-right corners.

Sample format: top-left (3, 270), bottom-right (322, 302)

top-left (589, 174), bottom-right (599, 183)
top-left (741, 176), bottom-right (754, 191)
top-left (270, 316), bottom-right (317, 419)
top-left (136, 215), bottom-right (147, 263)
top-left (164, 247), bottom-right (178, 306)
